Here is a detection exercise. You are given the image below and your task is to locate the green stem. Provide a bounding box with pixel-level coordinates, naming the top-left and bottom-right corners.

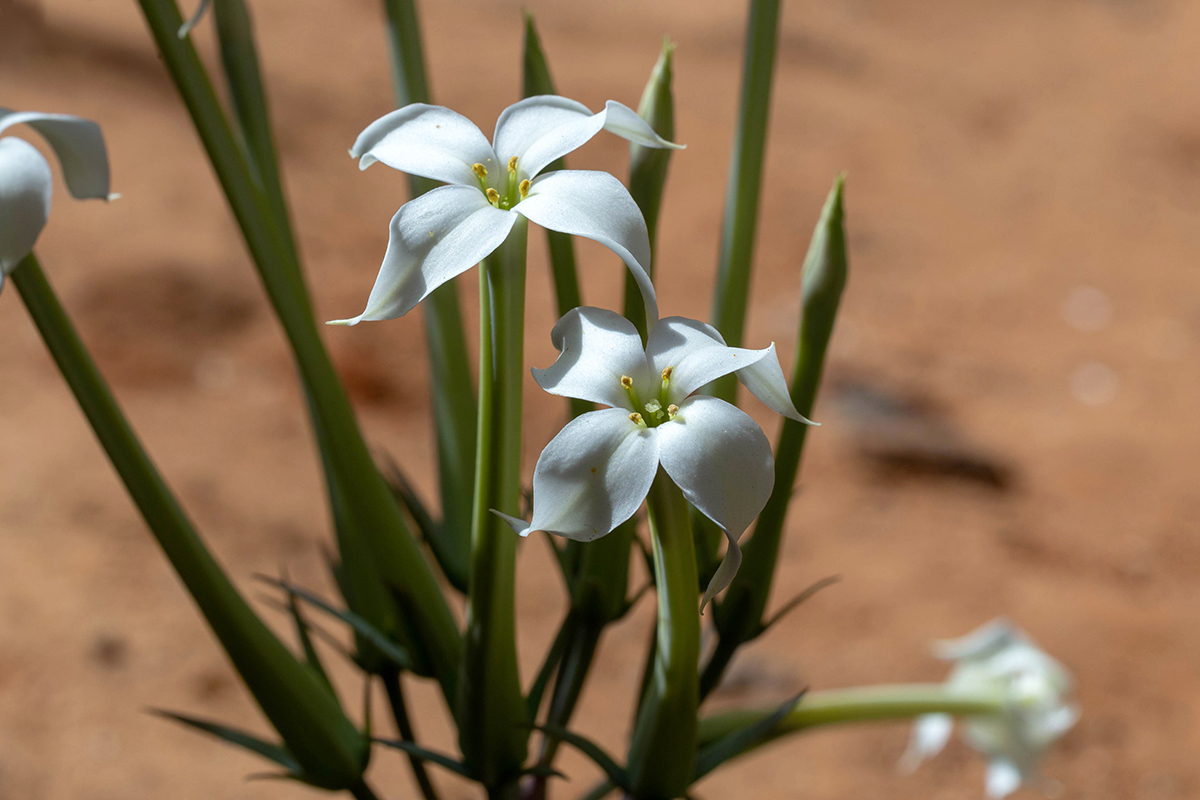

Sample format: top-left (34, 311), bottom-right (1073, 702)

top-left (460, 219), bottom-right (530, 788)
top-left (382, 669), bottom-right (440, 800)
top-left (709, 0), bottom-right (783, 402)
top-left (135, 0), bottom-right (461, 704)
top-left (697, 684), bottom-right (1006, 755)
top-left (11, 254), bottom-right (366, 788)
top-left (350, 782), bottom-right (385, 800)
top-left (628, 469), bottom-right (698, 800)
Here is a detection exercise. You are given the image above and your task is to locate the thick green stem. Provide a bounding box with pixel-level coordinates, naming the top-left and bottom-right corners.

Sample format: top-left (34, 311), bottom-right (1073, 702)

top-left (135, 0), bottom-right (462, 703)
top-left (460, 220), bottom-right (530, 788)
top-left (349, 782), bottom-right (385, 800)
top-left (709, 0), bottom-right (783, 401)
top-left (11, 254), bottom-right (366, 788)
top-left (628, 470), bottom-right (699, 800)
top-left (697, 684), bottom-right (1006, 758)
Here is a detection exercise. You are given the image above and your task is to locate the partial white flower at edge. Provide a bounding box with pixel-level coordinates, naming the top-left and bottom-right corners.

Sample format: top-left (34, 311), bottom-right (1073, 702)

top-left (902, 619), bottom-right (1079, 798)
top-left (494, 306), bottom-right (816, 608)
top-left (329, 96), bottom-right (682, 327)
top-left (0, 109), bottom-right (114, 291)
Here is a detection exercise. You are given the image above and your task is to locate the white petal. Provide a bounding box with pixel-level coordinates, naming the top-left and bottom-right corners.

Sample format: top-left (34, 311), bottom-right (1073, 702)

top-left (491, 95), bottom-right (594, 175)
top-left (498, 408), bottom-right (660, 541)
top-left (667, 344), bottom-right (773, 406)
top-left (735, 343), bottom-right (815, 423)
top-left (330, 185), bottom-right (516, 324)
top-left (985, 758), bottom-right (1023, 798)
top-left (531, 307), bottom-right (652, 409)
top-left (0, 110), bottom-right (112, 200)
top-left (934, 618), bottom-right (1024, 662)
top-left (0, 137), bottom-right (52, 279)
top-left (900, 714), bottom-right (954, 773)
top-left (645, 316), bottom-right (727, 375)
top-left (350, 104), bottom-right (497, 187)
top-left (597, 100), bottom-right (685, 151)
top-left (516, 170), bottom-right (658, 325)
top-left (656, 396), bottom-right (774, 606)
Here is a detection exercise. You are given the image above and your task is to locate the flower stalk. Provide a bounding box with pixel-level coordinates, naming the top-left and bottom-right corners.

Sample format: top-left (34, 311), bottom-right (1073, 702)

top-left (460, 218), bottom-right (531, 788)
top-left (697, 684), bottom-right (1006, 755)
top-left (627, 469), bottom-right (699, 800)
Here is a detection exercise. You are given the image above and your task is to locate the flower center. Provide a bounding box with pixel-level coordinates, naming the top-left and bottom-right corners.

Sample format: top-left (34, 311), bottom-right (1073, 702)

top-left (475, 157), bottom-right (530, 211)
top-left (622, 368), bottom-right (678, 428)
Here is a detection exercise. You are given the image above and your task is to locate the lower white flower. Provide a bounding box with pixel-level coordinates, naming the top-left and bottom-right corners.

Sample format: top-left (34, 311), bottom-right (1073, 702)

top-left (495, 306), bottom-right (815, 606)
top-left (903, 619), bottom-right (1079, 798)
top-left (0, 109), bottom-right (113, 290)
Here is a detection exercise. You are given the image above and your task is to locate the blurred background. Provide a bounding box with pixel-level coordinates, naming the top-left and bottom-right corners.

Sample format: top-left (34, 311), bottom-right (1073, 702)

top-left (1, 0), bottom-right (1198, 797)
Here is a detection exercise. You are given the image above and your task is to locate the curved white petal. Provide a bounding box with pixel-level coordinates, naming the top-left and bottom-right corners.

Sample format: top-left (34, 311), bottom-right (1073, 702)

top-left (531, 307), bottom-right (652, 409)
top-left (656, 395), bottom-right (774, 607)
top-left (350, 104), bottom-right (497, 187)
top-left (900, 714), bottom-right (954, 773)
top-left (645, 316), bottom-right (727, 375)
top-left (516, 170), bottom-right (658, 325)
top-left (0, 137), bottom-right (52, 280)
top-left (667, 344), bottom-right (773, 406)
top-left (514, 99), bottom-right (683, 180)
top-left (734, 343), bottom-right (814, 423)
top-left (597, 100), bottom-right (685, 151)
top-left (330, 185), bottom-right (516, 324)
top-left (492, 95), bottom-right (594, 175)
top-left (934, 619), bottom-right (1024, 662)
top-left (0, 109), bottom-right (112, 200)
top-left (497, 408), bottom-right (660, 541)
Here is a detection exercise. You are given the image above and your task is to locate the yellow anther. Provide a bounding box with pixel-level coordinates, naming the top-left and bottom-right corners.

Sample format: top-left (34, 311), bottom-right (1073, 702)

top-left (486, 188), bottom-right (500, 205)
top-left (620, 376), bottom-right (633, 388)
top-left (667, 404), bottom-right (679, 418)
top-left (508, 156), bottom-right (518, 173)
top-left (472, 163), bottom-right (488, 179)
top-left (519, 179), bottom-right (531, 198)
top-left (628, 412), bottom-right (644, 425)
top-left (662, 366), bottom-right (673, 380)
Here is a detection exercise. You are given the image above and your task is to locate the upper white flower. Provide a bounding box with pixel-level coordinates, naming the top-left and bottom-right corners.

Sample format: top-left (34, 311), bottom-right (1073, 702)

top-left (331, 96), bottom-right (682, 326)
top-left (496, 306), bottom-right (815, 606)
top-left (0, 109), bottom-right (113, 290)
top-left (903, 619), bottom-right (1079, 798)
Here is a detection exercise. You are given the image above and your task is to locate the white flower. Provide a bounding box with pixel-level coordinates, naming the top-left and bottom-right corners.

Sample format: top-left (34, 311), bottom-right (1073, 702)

top-left (903, 619), bottom-right (1079, 798)
top-left (331, 96), bottom-right (682, 326)
top-left (0, 109), bottom-right (113, 290)
top-left (495, 306), bottom-right (814, 606)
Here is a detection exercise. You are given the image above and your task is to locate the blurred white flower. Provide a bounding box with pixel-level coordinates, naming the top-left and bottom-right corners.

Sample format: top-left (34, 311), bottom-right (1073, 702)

top-left (903, 619), bottom-right (1078, 798)
top-left (0, 109), bottom-right (113, 290)
top-left (495, 306), bottom-right (814, 607)
top-left (331, 96), bottom-right (681, 326)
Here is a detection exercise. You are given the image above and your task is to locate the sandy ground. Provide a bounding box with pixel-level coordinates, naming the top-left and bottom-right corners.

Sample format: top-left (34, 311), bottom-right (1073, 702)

top-left (2, 0), bottom-right (1199, 798)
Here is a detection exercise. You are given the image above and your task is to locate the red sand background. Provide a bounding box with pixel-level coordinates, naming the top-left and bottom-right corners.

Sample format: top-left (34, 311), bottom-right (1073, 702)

top-left (2, 0), bottom-right (1198, 797)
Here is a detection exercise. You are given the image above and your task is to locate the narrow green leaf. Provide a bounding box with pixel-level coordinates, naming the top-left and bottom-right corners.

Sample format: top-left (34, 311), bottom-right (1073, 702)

top-left (257, 575), bottom-right (416, 673)
top-left (381, 669), bottom-right (442, 800)
top-left (709, 0), bottom-right (785, 400)
top-left (527, 613), bottom-right (572, 719)
top-left (760, 575), bottom-right (840, 632)
top-left (135, 0), bottom-right (463, 704)
top-left (281, 572), bottom-right (335, 693)
top-left (531, 725), bottom-right (631, 792)
top-left (692, 693), bottom-right (802, 780)
top-left (623, 37), bottom-right (677, 339)
top-left (152, 709), bottom-right (302, 773)
top-left (13, 255), bottom-right (368, 790)
top-left (705, 176), bottom-right (847, 700)
top-left (375, 739), bottom-right (471, 778)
